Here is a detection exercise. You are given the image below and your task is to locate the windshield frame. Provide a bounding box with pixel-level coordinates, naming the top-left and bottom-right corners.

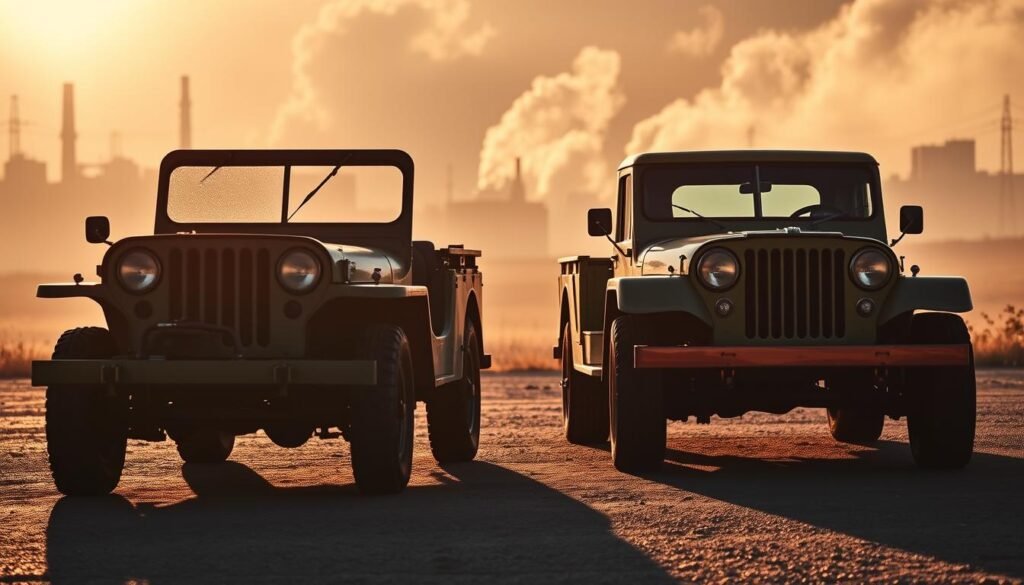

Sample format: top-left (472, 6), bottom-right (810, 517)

top-left (640, 161), bottom-right (880, 224)
top-left (155, 149), bottom-right (414, 245)
top-left (630, 160), bottom-right (888, 251)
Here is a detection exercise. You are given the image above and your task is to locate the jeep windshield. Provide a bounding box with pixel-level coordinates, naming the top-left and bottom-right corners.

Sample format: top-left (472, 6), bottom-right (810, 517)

top-left (166, 163), bottom-right (403, 224)
top-left (643, 163), bottom-right (876, 223)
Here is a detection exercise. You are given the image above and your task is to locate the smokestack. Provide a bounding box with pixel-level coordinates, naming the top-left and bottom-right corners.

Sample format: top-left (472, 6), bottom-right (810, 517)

top-left (60, 83), bottom-right (77, 183)
top-left (8, 95), bottom-right (20, 160)
top-left (179, 76), bottom-right (192, 149)
top-left (509, 156), bottom-right (525, 202)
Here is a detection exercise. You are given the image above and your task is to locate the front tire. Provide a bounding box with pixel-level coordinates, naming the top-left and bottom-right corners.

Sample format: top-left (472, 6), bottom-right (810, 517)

top-left (46, 327), bottom-right (128, 496)
top-left (827, 407), bottom-right (884, 444)
top-left (561, 323), bottom-right (609, 444)
top-left (174, 429), bottom-right (235, 463)
top-left (349, 325), bottom-right (415, 494)
top-left (427, 320), bottom-right (482, 463)
top-left (608, 316), bottom-right (665, 472)
top-left (906, 313), bottom-right (976, 469)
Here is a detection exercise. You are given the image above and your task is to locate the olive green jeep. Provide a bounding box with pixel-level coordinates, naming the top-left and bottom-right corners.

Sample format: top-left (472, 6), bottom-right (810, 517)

top-left (556, 150), bottom-right (974, 472)
top-left (32, 149), bottom-right (489, 495)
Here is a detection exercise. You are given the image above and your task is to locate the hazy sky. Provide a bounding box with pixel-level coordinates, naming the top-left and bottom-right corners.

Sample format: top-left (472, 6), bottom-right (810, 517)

top-left (1, 0), bottom-right (1022, 206)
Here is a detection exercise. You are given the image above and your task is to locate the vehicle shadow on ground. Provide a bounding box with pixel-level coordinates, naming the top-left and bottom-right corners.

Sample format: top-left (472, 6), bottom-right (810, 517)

top-left (45, 461), bottom-right (673, 584)
top-left (651, 438), bottom-right (1024, 578)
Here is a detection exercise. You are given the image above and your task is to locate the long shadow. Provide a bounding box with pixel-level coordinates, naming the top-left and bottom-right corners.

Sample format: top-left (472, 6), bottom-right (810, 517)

top-left (46, 461), bottom-right (673, 584)
top-left (647, 438), bottom-right (1024, 578)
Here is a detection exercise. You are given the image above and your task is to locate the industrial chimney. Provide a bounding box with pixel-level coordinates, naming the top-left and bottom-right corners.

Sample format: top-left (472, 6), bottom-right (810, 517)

top-left (60, 83), bottom-right (77, 184)
top-left (179, 76), bottom-right (192, 149)
top-left (509, 156), bottom-right (526, 202)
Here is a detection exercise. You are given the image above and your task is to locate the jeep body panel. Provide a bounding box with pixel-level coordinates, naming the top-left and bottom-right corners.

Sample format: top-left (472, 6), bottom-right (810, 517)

top-left (558, 149), bottom-right (972, 396)
top-left (877, 276), bottom-right (973, 324)
top-left (32, 149), bottom-right (486, 406)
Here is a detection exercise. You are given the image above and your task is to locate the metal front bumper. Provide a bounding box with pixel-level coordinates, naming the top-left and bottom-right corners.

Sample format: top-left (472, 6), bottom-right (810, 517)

top-left (633, 344), bottom-right (971, 369)
top-left (32, 359), bottom-right (377, 387)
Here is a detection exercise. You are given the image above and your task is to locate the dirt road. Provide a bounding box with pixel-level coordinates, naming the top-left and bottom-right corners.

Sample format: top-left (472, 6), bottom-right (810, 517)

top-left (2, 372), bottom-right (1022, 584)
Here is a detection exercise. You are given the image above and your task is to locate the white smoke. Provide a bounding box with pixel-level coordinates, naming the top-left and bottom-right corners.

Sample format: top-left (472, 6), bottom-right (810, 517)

top-left (667, 5), bottom-right (724, 57)
top-left (629, 0), bottom-right (1024, 176)
top-left (269, 0), bottom-right (494, 143)
top-left (477, 46), bottom-right (625, 200)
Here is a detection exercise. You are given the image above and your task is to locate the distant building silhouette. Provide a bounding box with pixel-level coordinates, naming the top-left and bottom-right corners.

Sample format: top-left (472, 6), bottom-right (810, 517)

top-left (0, 82), bottom-right (162, 273)
top-left (60, 83), bottom-right (78, 185)
top-left (886, 138), bottom-right (1023, 238)
top-left (445, 158), bottom-right (549, 258)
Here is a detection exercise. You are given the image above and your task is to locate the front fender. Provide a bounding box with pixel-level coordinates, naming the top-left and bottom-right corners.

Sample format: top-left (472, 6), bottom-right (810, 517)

top-left (608, 276), bottom-right (712, 325)
top-left (878, 276), bottom-right (973, 325)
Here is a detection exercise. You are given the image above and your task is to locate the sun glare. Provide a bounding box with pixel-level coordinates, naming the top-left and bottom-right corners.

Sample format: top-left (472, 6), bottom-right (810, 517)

top-left (2, 1), bottom-right (139, 63)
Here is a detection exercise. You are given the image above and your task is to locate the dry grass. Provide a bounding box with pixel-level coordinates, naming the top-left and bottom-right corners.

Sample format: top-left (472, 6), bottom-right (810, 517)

top-left (485, 334), bottom-right (557, 372)
top-left (0, 339), bottom-right (47, 379)
top-left (968, 305), bottom-right (1024, 367)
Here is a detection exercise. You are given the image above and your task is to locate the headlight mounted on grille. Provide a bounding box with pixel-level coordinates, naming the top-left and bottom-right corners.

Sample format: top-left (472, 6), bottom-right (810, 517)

top-left (117, 249), bottom-right (161, 293)
top-left (697, 248), bottom-right (740, 291)
top-left (850, 248), bottom-right (892, 290)
top-left (278, 249), bottom-right (321, 293)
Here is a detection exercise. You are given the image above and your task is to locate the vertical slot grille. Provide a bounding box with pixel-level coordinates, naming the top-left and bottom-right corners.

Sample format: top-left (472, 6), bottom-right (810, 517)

top-left (743, 247), bottom-right (847, 340)
top-left (167, 245), bottom-right (272, 347)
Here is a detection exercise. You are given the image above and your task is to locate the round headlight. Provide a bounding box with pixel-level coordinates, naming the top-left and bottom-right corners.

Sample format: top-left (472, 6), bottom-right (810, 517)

top-left (697, 248), bottom-right (740, 290)
top-left (278, 249), bottom-right (321, 293)
top-left (117, 249), bottom-right (161, 293)
top-left (850, 248), bottom-right (891, 290)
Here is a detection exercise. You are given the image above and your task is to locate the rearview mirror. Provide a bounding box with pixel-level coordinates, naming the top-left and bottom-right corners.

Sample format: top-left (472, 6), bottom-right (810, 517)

top-left (899, 205), bottom-right (923, 235)
top-left (587, 208), bottom-right (612, 237)
top-left (85, 216), bottom-right (110, 244)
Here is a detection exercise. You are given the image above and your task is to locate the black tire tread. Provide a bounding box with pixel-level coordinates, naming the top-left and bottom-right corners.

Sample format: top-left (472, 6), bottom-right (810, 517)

top-left (827, 407), bottom-right (884, 444)
top-left (427, 321), bottom-right (482, 463)
top-left (907, 313), bottom-right (976, 469)
top-left (175, 429), bottom-right (235, 463)
top-left (609, 316), bottom-right (665, 472)
top-left (349, 324), bottom-right (414, 495)
top-left (561, 323), bottom-right (609, 444)
top-left (46, 327), bottom-right (127, 496)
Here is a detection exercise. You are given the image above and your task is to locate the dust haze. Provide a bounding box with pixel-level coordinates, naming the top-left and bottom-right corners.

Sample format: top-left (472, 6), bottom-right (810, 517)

top-left (2, 0), bottom-right (1024, 365)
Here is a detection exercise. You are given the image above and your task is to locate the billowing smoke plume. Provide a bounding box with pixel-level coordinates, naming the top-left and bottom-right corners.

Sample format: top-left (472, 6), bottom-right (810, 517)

top-left (667, 5), bottom-right (724, 57)
top-left (270, 0), bottom-right (494, 143)
top-left (629, 0), bottom-right (1024, 176)
top-left (477, 46), bottom-right (624, 200)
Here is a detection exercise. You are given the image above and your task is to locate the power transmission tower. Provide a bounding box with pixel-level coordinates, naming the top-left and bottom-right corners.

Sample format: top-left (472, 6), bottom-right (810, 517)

top-left (1001, 94), bottom-right (1015, 235)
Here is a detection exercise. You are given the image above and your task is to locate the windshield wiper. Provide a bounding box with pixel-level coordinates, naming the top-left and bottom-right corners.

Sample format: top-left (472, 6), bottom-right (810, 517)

top-left (287, 163), bottom-right (343, 222)
top-left (199, 166), bottom-right (222, 184)
top-left (809, 211), bottom-right (848, 227)
top-left (672, 204), bottom-right (728, 230)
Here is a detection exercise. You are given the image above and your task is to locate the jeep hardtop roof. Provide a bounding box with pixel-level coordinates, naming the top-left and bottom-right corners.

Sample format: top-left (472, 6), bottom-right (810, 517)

top-left (618, 150), bottom-right (878, 171)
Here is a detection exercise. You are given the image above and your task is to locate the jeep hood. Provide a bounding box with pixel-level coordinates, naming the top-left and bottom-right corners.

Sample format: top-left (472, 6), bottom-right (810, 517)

top-left (639, 228), bottom-right (865, 276)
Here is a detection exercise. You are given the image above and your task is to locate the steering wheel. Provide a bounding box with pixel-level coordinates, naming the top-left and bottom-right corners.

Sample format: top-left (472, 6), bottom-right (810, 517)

top-left (790, 204), bottom-right (843, 218)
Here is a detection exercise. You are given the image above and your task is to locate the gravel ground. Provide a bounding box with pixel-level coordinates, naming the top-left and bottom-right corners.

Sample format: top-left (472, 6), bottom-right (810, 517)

top-left (1, 370), bottom-right (1022, 584)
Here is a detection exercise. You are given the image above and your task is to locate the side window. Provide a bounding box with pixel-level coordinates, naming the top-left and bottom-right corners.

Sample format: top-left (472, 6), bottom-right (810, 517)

top-left (616, 174), bottom-right (633, 242)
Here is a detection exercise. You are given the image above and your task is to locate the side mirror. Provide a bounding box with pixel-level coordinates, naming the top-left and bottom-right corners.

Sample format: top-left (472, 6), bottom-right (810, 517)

top-left (587, 208), bottom-right (613, 237)
top-left (899, 205), bottom-right (923, 235)
top-left (85, 216), bottom-right (111, 244)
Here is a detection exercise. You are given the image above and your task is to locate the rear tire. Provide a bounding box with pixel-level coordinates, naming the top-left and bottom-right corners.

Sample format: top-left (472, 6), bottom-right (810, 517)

top-left (427, 320), bottom-right (482, 463)
top-left (174, 429), bottom-right (235, 463)
top-left (827, 407), bottom-right (884, 444)
top-left (906, 313), bottom-right (976, 469)
top-left (561, 323), bottom-right (609, 444)
top-left (349, 325), bottom-right (415, 494)
top-left (46, 327), bottom-right (128, 496)
top-left (608, 316), bottom-right (665, 472)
